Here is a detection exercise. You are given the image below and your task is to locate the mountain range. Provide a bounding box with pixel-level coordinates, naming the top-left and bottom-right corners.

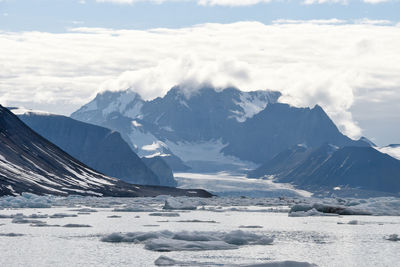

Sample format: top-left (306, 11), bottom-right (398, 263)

top-left (0, 105), bottom-right (211, 197)
top-left (249, 144), bottom-right (400, 197)
top-left (72, 86), bottom-right (370, 172)
top-left (70, 86), bottom-right (399, 196)
top-left (1, 85), bottom-right (397, 197)
top-left (13, 108), bottom-right (177, 187)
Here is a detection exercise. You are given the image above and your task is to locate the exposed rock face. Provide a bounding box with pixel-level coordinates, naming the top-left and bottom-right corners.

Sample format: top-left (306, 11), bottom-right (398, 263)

top-left (16, 111), bottom-right (165, 186)
top-left (249, 144), bottom-right (400, 195)
top-left (141, 156), bottom-right (177, 187)
top-left (0, 105), bottom-right (212, 198)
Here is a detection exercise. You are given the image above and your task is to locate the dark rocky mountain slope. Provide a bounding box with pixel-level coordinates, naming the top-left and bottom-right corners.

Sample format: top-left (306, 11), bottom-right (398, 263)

top-left (0, 105), bottom-right (211, 197)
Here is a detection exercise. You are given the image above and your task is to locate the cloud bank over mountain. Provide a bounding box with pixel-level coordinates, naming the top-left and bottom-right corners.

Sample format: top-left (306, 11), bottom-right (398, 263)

top-left (1, 21), bottom-right (400, 141)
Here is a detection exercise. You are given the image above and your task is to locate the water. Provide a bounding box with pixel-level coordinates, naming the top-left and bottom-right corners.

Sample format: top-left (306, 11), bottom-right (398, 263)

top-left (0, 199), bottom-right (399, 267)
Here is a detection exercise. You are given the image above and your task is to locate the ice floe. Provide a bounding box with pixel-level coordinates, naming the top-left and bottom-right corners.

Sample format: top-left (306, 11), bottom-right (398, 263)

top-left (154, 256), bottom-right (318, 266)
top-left (163, 198), bottom-right (198, 210)
top-left (386, 234), bottom-right (400, 241)
top-left (177, 220), bottom-right (218, 223)
top-left (0, 194), bottom-right (399, 217)
top-left (149, 212), bottom-right (180, 217)
top-left (101, 230), bottom-right (273, 251)
top-left (0, 233), bottom-right (24, 237)
top-left (239, 225), bottom-right (263, 229)
top-left (289, 203), bottom-right (371, 216)
top-left (63, 224), bottom-right (92, 228)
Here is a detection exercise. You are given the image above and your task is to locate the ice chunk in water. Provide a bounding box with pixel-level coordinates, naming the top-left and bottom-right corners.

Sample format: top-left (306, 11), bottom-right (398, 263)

top-left (145, 238), bottom-right (238, 251)
top-left (101, 230), bottom-right (273, 251)
top-left (149, 212), bottom-right (180, 217)
top-left (163, 198), bottom-right (198, 210)
top-left (63, 224), bottom-right (92, 228)
top-left (386, 234), bottom-right (400, 241)
top-left (0, 233), bottom-right (24, 237)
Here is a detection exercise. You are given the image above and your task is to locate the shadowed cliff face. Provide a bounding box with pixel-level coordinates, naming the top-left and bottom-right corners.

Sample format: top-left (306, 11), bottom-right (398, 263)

top-left (17, 112), bottom-right (169, 186)
top-left (141, 156), bottom-right (177, 187)
top-left (250, 144), bottom-right (400, 196)
top-left (0, 105), bottom-right (212, 198)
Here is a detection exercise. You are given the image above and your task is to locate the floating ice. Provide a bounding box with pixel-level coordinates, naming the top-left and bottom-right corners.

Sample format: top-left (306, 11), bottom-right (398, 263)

top-left (0, 193), bottom-right (52, 208)
top-left (113, 205), bottom-right (156, 212)
top-left (30, 222), bottom-right (60, 227)
top-left (154, 256), bottom-right (180, 266)
top-left (12, 217), bottom-right (46, 224)
top-left (70, 208), bottom-right (98, 212)
top-left (163, 198), bottom-right (198, 210)
top-left (347, 220), bottom-right (359, 225)
top-left (149, 212), bottom-right (180, 217)
top-left (177, 220), bottom-right (218, 223)
top-left (107, 215), bottom-right (121, 218)
top-left (289, 208), bottom-right (336, 217)
top-left (63, 224), bottom-right (92, 228)
top-left (50, 213), bottom-right (78, 218)
top-left (386, 234), bottom-right (400, 241)
top-left (101, 230), bottom-right (273, 251)
top-left (289, 203), bottom-right (371, 216)
top-left (154, 256), bottom-right (317, 266)
top-left (145, 238), bottom-right (237, 251)
top-left (0, 233), bottom-right (24, 237)
top-left (243, 261), bottom-right (318, 267)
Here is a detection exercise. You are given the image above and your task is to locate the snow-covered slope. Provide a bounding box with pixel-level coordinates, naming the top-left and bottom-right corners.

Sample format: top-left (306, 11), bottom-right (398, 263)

top-left (0, 105), bottom-right (211, 197)
top-left (377, 144), bottom-right (400, 160)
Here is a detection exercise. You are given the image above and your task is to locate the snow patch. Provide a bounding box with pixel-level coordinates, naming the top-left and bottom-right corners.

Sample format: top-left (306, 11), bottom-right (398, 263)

top-left (377, 145), bottom-right (400, 160)
top-left (232, 92), bottom-right (272, 123)
top-left (131, 120), bottom-right (142, 127)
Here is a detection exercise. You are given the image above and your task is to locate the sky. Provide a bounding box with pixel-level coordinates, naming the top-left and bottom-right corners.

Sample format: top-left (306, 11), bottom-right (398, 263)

top-left (0, 0), bottom-right (399, 145)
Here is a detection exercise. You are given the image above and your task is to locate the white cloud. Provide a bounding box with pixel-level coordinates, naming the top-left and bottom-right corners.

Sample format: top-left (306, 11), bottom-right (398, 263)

top-left (273, 18), bottom-right (347, 24)
top-left (363, 0), bottom-right (391, 3)
top-left (197, 0), bottom-right (273, 6)
top-left (303, 0), bottom-right (393, 4)
top-left (1, 22), bottom-right (400, 139)
top-left (95, 0), bottom-right (275, 5)
top-left (355, 18), bottom-right (392, 25)
top-left (302, 0), bottom-right (348, 4)
top-left (95, 0), bottom-right (395, 5)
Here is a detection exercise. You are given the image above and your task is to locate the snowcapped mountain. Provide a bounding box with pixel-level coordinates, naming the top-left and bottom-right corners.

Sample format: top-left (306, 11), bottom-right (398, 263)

top-left (222, 103), bottom-right (369, 163)
top-left (0, 105), bottom-right (211, 197)
top-left (249, 144), bottom-right (400, 196)
top-left (72, 86), bottom-right (369, 173)
top-left (13, 108), bottom-right (177, 186)
top-left (377, 144), bottom-right (400, 160)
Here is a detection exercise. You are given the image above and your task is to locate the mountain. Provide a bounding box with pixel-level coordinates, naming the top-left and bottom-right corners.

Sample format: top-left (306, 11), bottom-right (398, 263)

top-left (72, 86), bottom-right (369, 172)
top-left (222, 103), bottom-right (368, 163)
top-left (0, 105), bottom-right (211, 197)
top-left (377, 144), bottom-right (400, 160)
top-left (141, 156), bottom-right (177, 187)
top-left (249, 144), bottom-right (400, 196)
top-left (13, 108), bottom-right (176, 186)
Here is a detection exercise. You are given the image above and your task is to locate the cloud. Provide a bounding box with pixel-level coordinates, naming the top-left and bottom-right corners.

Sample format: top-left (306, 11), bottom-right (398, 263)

top-left (273, 18), bottom-right (347, 24)
top-left (1, 21), bottom-right (400, 140)
top-left (197, 0), bottom-right (273, 6)
top-left (95, 0), bottom-right (274, 5)
top-left (95, 0), bottom-right (396, 5)
top-left (302, 0), bottom-right (348, 4)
